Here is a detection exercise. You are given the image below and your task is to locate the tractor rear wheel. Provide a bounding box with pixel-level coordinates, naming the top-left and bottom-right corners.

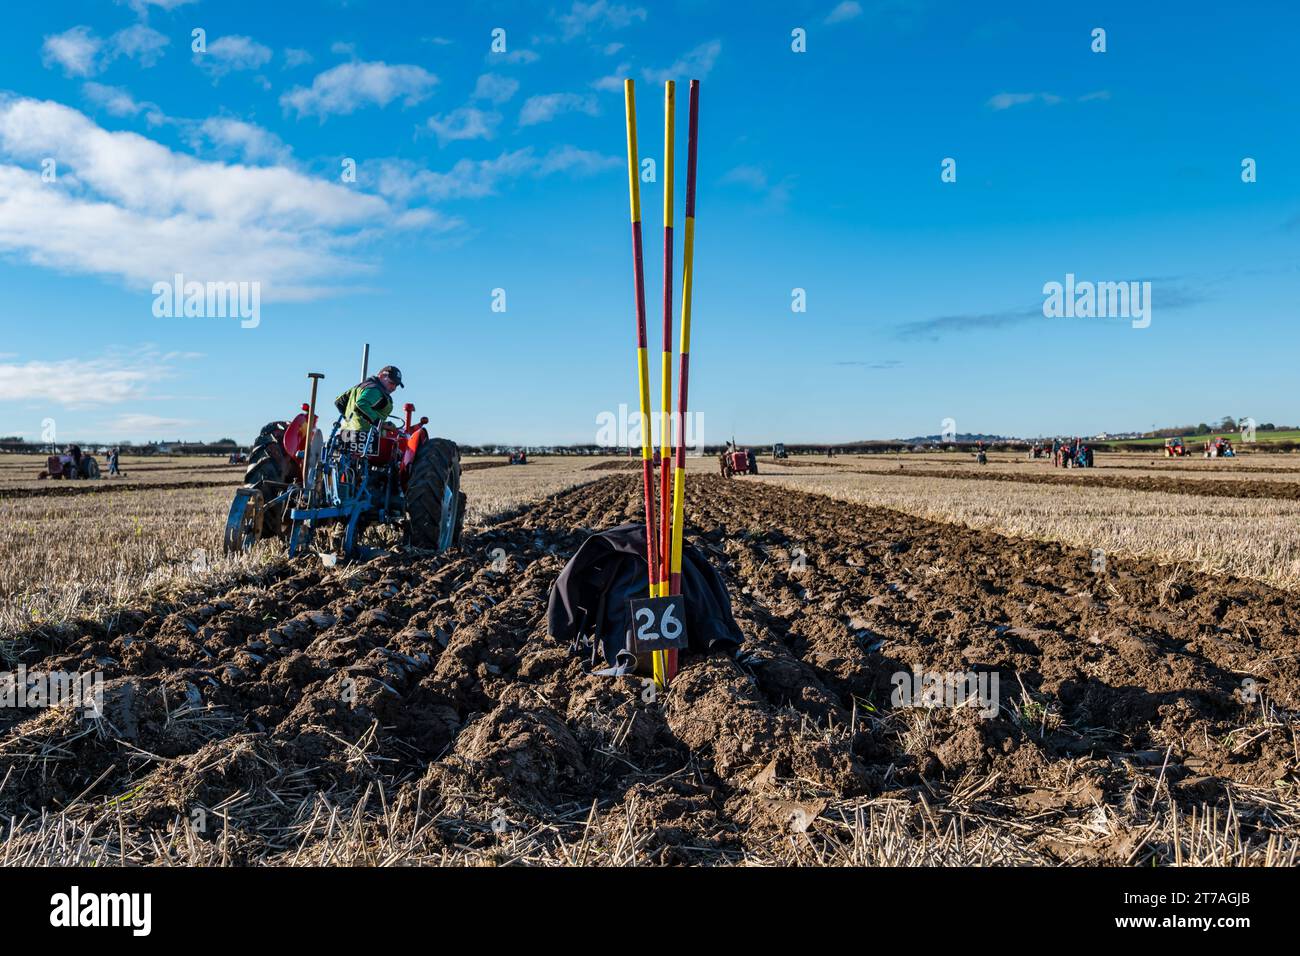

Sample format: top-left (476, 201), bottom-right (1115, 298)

top-left (80, 457), bottom-right (100, 479)
top-left (243, 422), bottom-right (295, 538)
top-left (407, 437), bottom-right (464, 550)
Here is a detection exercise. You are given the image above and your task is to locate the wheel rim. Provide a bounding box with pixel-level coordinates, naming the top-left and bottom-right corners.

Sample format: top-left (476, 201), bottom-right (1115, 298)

top-left (224, 488), bottom-right (264, 554)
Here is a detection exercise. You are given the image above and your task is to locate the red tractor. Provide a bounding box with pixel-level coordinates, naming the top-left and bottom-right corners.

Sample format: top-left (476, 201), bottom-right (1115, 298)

top-left (224, 367), bottom-right (466, 561)
top-left (719, 446), bottom-right (757, 478)
top-left (1164, 437), bottom-right (1190, 458)
top-left (37, 446), bottom-right (100, 480)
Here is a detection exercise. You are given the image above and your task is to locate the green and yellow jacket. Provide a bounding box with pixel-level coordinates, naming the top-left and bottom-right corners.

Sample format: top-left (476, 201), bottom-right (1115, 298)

top-left (334, 377), bottom-right (393, 431)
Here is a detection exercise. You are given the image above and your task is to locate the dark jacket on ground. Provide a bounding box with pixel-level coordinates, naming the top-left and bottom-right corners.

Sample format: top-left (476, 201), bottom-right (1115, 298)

top-left (546, 523), bottom-right (744, 673)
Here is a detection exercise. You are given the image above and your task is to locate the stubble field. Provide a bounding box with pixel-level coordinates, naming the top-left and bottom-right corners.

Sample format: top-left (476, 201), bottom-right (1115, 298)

top-left (1, 449), bottom-right (1297, 865)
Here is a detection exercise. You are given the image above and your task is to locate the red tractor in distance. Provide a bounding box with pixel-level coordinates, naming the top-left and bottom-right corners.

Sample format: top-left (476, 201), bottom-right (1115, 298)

top-left (1164, 437), bottom-right (1191, 458)
top-left (37, 446), bottom-right (100, 480)
top-left (720, 445), bottom-right (757, 478)
top-left (224, 363), bottom-right (466, 562)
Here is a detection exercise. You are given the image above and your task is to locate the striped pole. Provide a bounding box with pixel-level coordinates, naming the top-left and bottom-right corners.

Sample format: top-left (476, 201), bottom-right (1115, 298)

top-left (667, 80), bottom-right (700, 682)
top-left (659, 81), bottom-right (675, 598)
top-left (624, 80), bottom-right (666, 687)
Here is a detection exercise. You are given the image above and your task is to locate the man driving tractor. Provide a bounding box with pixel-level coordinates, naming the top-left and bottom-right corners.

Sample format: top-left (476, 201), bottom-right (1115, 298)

top-left (335, 365), bottom-right (404, 431)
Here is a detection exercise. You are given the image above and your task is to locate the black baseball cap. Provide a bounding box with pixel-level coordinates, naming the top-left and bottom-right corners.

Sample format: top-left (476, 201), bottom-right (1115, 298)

top-left (379, 365), bottom-right (404, 387)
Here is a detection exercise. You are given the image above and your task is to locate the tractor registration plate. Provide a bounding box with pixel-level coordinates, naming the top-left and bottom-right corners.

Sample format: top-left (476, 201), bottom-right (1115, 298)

top-left (628, 595), bottom-right (688, 653)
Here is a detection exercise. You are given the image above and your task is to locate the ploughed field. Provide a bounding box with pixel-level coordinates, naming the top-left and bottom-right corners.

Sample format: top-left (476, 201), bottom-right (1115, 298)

top-left (2, 471), bottom-right (1297, 865)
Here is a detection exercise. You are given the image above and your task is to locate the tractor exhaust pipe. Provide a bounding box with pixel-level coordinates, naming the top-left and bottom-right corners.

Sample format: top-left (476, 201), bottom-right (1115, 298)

top-left (360, 343), bottom-right (370, 381)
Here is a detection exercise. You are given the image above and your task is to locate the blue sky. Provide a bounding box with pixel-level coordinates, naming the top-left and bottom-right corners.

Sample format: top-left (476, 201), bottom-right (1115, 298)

top-left (0, 0), bottom-right (1296, 445)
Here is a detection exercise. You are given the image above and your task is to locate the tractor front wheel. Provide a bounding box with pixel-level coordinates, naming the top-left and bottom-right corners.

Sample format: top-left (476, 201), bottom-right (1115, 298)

top-left (224, 487), bottom-right (265, 554)
top-left (407, 437), bottom-right (465, 550)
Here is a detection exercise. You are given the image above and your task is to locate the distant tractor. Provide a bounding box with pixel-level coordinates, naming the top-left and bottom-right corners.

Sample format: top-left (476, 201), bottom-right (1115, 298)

top-left (772, 442), bottom-right (788, 461)
top-left (37, 446), bottom-right (100, 480)
top-left (508, 449), bottom-right (528, 465)
top-left (1204, 436), bottom-right (1235, 459)
top-left (1164, 437), bottom-right (1191, 458)
top-left (224, 360), bottom-right (466, 562)
top-left (720, 445), bottom-right (757, 478)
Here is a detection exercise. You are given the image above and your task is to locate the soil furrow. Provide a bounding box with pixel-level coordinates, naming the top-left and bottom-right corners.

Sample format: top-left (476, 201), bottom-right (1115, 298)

top-left (1, 475), bottom-right (1294, 864)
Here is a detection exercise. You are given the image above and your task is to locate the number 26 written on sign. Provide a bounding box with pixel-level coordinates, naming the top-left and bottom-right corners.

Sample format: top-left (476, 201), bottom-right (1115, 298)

top-left (629, 595), bottom-right (688, 652)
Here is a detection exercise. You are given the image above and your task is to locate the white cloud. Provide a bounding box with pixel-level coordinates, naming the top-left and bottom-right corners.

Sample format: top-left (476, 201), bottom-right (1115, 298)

top-left (987, 91), bottom-right (1063, 110)
top-left (472, 73), bottom-right (519, 104)
top-left (988, 91), bottom-right (1109, 110)
top-left (194, 35), bottom-right (273, 79)
top-left (42, 27), bottom-right (103, 78)
top-left (283, 47), bottom-right (314, 69)
top-left (722, 165), bottom-right (769, 189)
top-left (643, 40), bottom-right (721, 83)
top-left (537, 145), bottom-right (622, 176)
top-left (123, 0), bottom-right (197, 14)
top-left (107, 413), bottom-right (197, 434)
top-left (372, 146), bottom-right (618, 203)
top-left (374, 152), bottom-right (535, 203)
top-left (495, 49), bottom-right (540, 65)
top-left (190, 117), bottom-right (292, 164)
top-left (556, 1), bottom-right (647, 41)
top-left (111, 24), bottom-right (169, 67)
top-left (82, 82), bottom-right (167, 126)
top-left (426, 107), bottom-right (500, 146)
top-left (824, 1), bottom-right (864, 24)
top-left (0, 96), bottom-right (411, 300)
top-left (42, 24), bottom-right (171, 77)
top-left (592, 65), bottom-right (630, 92)
top-left (0, 354), bottom-right (158, 408)
top-left (721, 164), bottom-right (792, 209)
top-left (603, 42), bottom-right (624, 55)
top-left (518, 92), bottom-right (599, 126)
top-left (280, 61), bottom-right (438, 119)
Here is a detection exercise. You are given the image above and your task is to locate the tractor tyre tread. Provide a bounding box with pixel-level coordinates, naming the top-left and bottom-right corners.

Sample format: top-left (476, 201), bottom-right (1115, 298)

top-left (407, 437), bottom-right (463, 549)
top-left (243, 423), bottom-right (294, 538)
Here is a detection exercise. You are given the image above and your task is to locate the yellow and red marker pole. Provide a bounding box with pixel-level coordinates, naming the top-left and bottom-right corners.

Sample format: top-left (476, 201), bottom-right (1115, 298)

top-left (667, 80), bottom-right (700, 684)
top-left (624, 80), bottom-right (666, 686)
top-left (659, 81), bottom-right (675, 597)
top-left (660, 80), bottom-right (681, 681)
